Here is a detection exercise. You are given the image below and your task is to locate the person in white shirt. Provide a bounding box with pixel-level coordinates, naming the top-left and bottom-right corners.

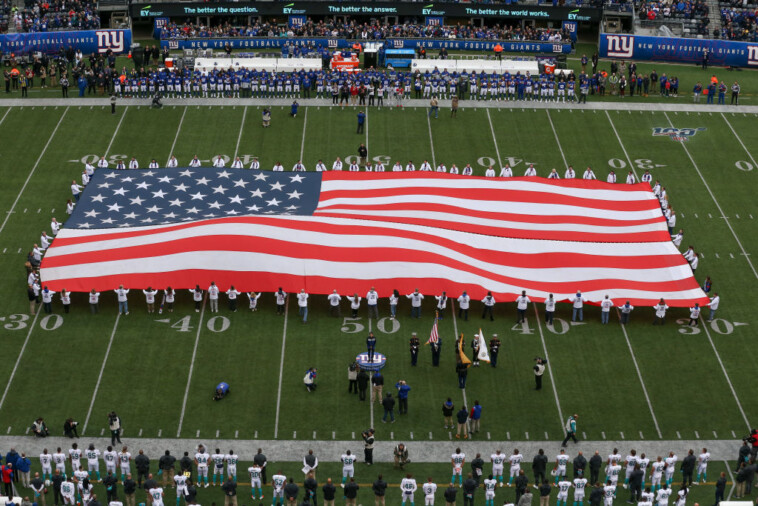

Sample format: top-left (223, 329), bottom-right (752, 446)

top-left (227, 285), bottom-right (241, 313)
top-left (623, 451), bottom-right (638, 488)
top-left (366, 287), bottom-right (379, 320)
top-left (557, 479), bottom-right (572, 506)
top-left (211, 449), bottom-right (226, 486)
top-left (583, 167), bottom-right (596, 180)
top-left (555, 450), bottom-right (570, 484)
top-left (250, 158), bottom-right (260, 170)
top-left (389, 289), bottom-right (399, 320)
top-left (297, 289), bottom-right (309, 323)
top-left (118, 447), bottom-right (132, 481)
top-left (405, 161), bottom-right (416, 172)
top-left (449, 164), bottom-right (459, 175)
top-left (655, 484), bottom-right (672, 506)
top-left (689, 253), bottom-right (699, 272)
top-left (607, 171), bottom-right (617, 183)
top-left (115, 161), bottom-right (126, 170)
top-left (600, 295), bottom-right (614, 324)
top-left (393, 162), bottom-right (403, 172)
top-left (248, 292), bottom-right (262, 312)
top-left (571, 291), bottom-right (584, 322)
top-left (564, 166), bottom-right (576, 179)
top-left (173, 471), bottom-right (188, 501)
top-left (406, 289), bottom-right (424, 318)
top-left (65, 198), bottom-right (75, 215)
top-left (128, 158), bottom-right (139, 169)
top-left (340, 451), bottom-right (356, 486)
top-left (462, 164), bottom-right (473, 176)
top-left (213, 156), bottom-right (226, 168)
top-left (292, 161), bottom-right (306, 172)
top-left (422, 477), bottom-right (437, 506)
top-left (207, 282), bottom-right (220, 313)
top-left (694, 449), bottom-right (710, 484)
top-left (327, 290), bottom-right (342, 317)
top-left (190, 285), bottom-right (203, 313)
top-left (84, 444), bottom-right (101, 481)
top-left (61, 479), bottom-right (76, 505)
top-left (97, 157), bottom-right (109, 169)
top-left (434, 292), bottom-right (447, 317)
top-left (167, 156), bottom-right (179, 168)
top-left (481, 291), bottom-right (495, 321)
top-left (71, 180), bottom-right (83, 201)
top-left (195, 446), bottom-right (210, 488)
top-left (333, 158), bottom-right (344, 171)
top-left (189, 156), bottom-right (202, 168)
top-left (60, 289), bottom-right (71, 313)
top-left (142, 287), bottom-right (157, 314)
top-left (619, 301), bottom-right (634, 324)
top-left (674, 486), bottom-right (687, 506)
top-left (271, 472), bottom-right (286, 503)
top-left (162, 287), bottom-right (175, 314)
top-left (667, 211), bottom-right (676, 234)
top-left (348, 161), bottom-right (360, 172)
top-left (672, 230), bottom-right (683, 249)
top-left (500, 165), bottom-right (513, 177)
top-left (148, 159), bottom-right (159, 169)
top-left (641, 170), bottom-right (653, 184)
top-left (103, 446), bottom-right (118, 475)
top-left (706, 294), bottom-right (719, 322)
top-left (457, 291), bottom-right (470, 321)
top-left (420, 160), bottom-right (432, 172)
top-left (663, 453), bottom-right (677, 488)
top-left (375, 162), bottom-right (386, 172)
top-left (515, 291), bottom-right (530, 324)
top-left (436, 163), bottom-right (447, 173)
top-left (272, 162), bottom-right (284, 172)
top-left (81, 170), bottom-right (90, 187)
top-left (40, 231), bottom-right (51, 250)
top-left (683, 246), bottom-right (696, 263)
top-left (346, 293), bottom-right (361, 318)
top-left (231, 157), bottom-right (244, 169)
top-left (524, 164), bottom-right (537, 177)
top-left (401, 474), bottom-right (418, 505)
top-left (626, 171), bottom-right (636, 184)
top-left (603, 481), bottom-right (616, 506)
top-left (69, 445), bottom-right (83, 473)
top-left (548, 169), bottom-right (560, 179)
top-left (314, 160), bottom-right (327, 172)
top-left (275, 288), bottom-right (287, 315)
top-left (88, 289), bottom-right (100, 314)
top-left (40, 450), bottom-right (53, 480)
top-left (508, 450), bottom-right (524, 486)
top-left (485, 166), bottom-right (496, 177)
top-left (248, 464), bottom-right (263, 500)
top-left (52, 448), bottom-right (68, 474)
top-left (490, 450), bottom-right (506, 487)
top-left (451, 450), bottom-right (465, 486)
top-left (148, 487), bottom-right (164, 506)
top-left (574, 473), bottom-right (588, 505)
top-left (115, 285), bottom-right (129, 315)
top-left (365, 162), bottom-right (374, 172)
top-left (52, 216), bottom-right (61, 235)
top-left (650, 457), bottom-right (665, 492)
top-left (606, 461), bottom-right (621, 488)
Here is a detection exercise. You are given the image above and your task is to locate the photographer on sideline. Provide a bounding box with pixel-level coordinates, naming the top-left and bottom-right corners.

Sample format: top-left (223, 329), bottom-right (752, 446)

top-left (63, 418), bottom-right (79, 438)
top-left (108, 412), bottom-right (122, 445)
top-left (362, 429), bottom-right (375, 465)
top-left (533, 357), bottom-right (547, 391)
top-left (394, 443), bottom-right (409, 470)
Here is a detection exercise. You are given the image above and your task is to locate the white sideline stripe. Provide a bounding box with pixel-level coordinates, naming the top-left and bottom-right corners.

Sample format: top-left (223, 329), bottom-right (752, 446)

top-left (449, 300), bottom-right (467, 409)
top-left (486, 109), bottom-right (503, 169)
top-left (725, 461), bottom-right (736, 500)
top-left (546, 109), bottom-right (568, 170)
top-left (167, 107), bottom-right (188, 164)
top-left (104, 107), bottom-right (128, 158)
top-left (82, 314), bottom-right (121, 434)
top-left (721, 113), bottom-right (758, 170)
top-left (0, 107), bottom-right (68, 236)
top-left (532, 305), bottom-right (565, 433)
top-left (426, 112), bottom-right (437, 169)
top-left (663, 111), bottom-right (758, 280)
top-left (0, 312), bottom-right (41, 412)
top-left (701, 317), bottom-right (751, 430)
top-left (273, 296), bottom-right (290, 439)
top-left (176, 294), bottom-right (207, 437)
top-left (299, 107), bottom-right (308, 163)
top-left (605, 110), bottom-right (640, 180)
top-left (616, 308), bottom-right (663, 439)
top-left (233, 106), bottom-right (248, 159)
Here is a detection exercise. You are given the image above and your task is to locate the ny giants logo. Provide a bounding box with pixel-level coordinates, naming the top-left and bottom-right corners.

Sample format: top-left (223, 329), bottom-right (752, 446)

top-left (652, 127), bottom-right (706, 142)
top-left (606, 35), bottom-right (634, 58)
top-left (748, 46), bottom-right (758, 66)
top-left (96, 30), bottom-right (125, 54)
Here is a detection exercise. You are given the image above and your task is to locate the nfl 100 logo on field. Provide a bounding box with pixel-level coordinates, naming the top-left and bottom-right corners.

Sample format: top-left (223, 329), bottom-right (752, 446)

top-left (652, 127), bottom-right (706, 142)
top-left (606, 34), bottom-right (634, 58)
top-left (96, 30), bottom-right (126, 53)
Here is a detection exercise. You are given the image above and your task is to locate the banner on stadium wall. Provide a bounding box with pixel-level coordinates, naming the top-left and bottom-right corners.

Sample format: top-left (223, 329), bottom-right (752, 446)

top-left (0, 29), bottom-right (132, 55)
top-left (153, 18), bottom-right (170, 40)
top-left (132, 2), bottom-right (602, 21)
top-left (161, 37), bottom-right (572, 54)
top-left (426, 16), bottom-right (444, 26)
top-left (288, 15), bottom-right (307, 29)
top-left (599, 33), bottom-right (758, 68)
top-left (562, 21), bottom-right (578, 41)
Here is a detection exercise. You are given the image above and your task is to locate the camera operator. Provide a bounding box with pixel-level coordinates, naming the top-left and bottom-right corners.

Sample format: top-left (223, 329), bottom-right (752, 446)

top-left (108, 412), bottom-right (122, 445)
top-left (744, 430), bottom-right (758, 460)
top-left (533, 357), bottom-right (547, 391)
top-left (362, 429), bottom-right (375, 466)
top-left (63, 418), bottom-right (79, 439)
top-left (393, 444), bottom-right (409, 470)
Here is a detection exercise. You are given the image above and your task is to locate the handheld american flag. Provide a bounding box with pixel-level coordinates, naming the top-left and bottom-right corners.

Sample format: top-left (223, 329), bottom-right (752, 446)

top-left (426, 312), bottom-right (439, 345)
top-left (41, 169), bottom-right (708, 307)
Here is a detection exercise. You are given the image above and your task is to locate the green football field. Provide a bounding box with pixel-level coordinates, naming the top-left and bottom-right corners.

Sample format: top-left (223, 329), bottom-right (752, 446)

top-left (0, 101), bottom-right (757, 449)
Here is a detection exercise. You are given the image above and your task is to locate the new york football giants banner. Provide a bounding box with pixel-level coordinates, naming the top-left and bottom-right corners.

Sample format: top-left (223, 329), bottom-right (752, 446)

top-left (562, 21), bottom-right (578, 41)
top-left (0, 29), bottom-right (132, 55)
top-left (288, 15), bottom-right (307, 29)
top-left (600, 33), bottom-right (758, 68)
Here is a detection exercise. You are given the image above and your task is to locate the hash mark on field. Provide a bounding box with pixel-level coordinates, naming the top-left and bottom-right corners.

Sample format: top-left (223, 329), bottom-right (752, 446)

top-left (352, 431), bottom-right (355, 440)
top-left (254, 431), bottom-right (258, 439)
top-left (16, 248), bottom-right (20, 254)
top-left (313, 431), bottom-right (316, 440)
top-left (601, 431), bottom-right (606, 440)
top-left (487, 432), bottom-right (491, 440)
top-left (713, 431), bottom-right (718, 438)
top-left (507, 432), bottom-right (510, 440)
top-left (449, 432), bottom-right (453, 440)
top-left (23, 209), bottom-right (26, 213)
top-left (676, 431), bottom-right (681, 439)
top-left (411, 432), bottom-right (414, 440)
top-left (429, 432), bottom-right (433, 440)
top-left (158, 429), bottom-right (162, 437)
top-left (5, 427), bottom-right (9, 434)
top-left (332, 432), bottom-right (335, 440)
top-left (716, 254), bottom-right (720, 259)
top-left (525, 432), bottom-right (529, 440)
top-left (695, 431), bottom-right (700, 439)
top-left (139, 429), bottom-right (143, 436)
top-left (694, 213), bottom-right (699, 218)
top-left (24, 427), bottom-right (29, 435)
top-left (731, 253), bottom-right (735, 259)
top-left (36, 208), bottom-right (40, 213)
top-left (293, 431), bottom-right (297, 439)
top-left (732, 430), bottom-right (738, 438)
top-left (639, 431), bottom-right (644, 439)
top-left (390, 432), bottom-right (394, 440)
top-left (736, 214), bottom-right (740, 219)
top-left (100, 429), bottom-right (105, 436)
top-left (544, 431), bottom-right (549, 440)
top-left (620, 432), bottom-right (625, 440)
top-left (216, 430), bottom-right (220, 438)
top-left (196, 430), bottom-right (200, 437)
top-left (235, 430), bottom-right (238, 438)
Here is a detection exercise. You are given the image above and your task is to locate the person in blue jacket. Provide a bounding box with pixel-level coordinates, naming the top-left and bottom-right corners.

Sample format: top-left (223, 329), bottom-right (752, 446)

top-left (15, 453), bottom-right (30, 488)
top-left (213, 382), bottom-right (229, 401)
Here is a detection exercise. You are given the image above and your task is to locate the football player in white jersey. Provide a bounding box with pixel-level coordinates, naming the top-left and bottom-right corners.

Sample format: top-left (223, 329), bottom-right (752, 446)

top-left (640, 486), bottom-right (655, 506)
top-left (663, 453), bottom-right (677, 488)
top-left (638, 453), bottom-right (650, 488)
top-left (696, 448), bottom-right (710, 484)
top-left (149, 487), bottom-right (165, 506)
top-left (603, 481), bottom-right (616, 506)
top-left (211, 449), bottom-right (225, 486)
top-left (650, 457), bottom-right (665, 492)
top-left (623, 450), bottom-right (638, 488)
top-left (674, 485), bottom-right (688, 506)
top-left (104, 446), bottom-right (118, 475)
top-left (271, 471), bottom-right (286, 504)
top-left (655, 483), bottom-right (672, 506)
top-left (195, 445), bottom-right (210, 488)
top-left (423, 477), bottom-right (437, 506)
top-left (508, 449), bottom-right (523, 487)
top-left (608, 449), bottom-right (622, 467)
top-left (248, 464), bottom-right (263, 500)
top-left (490, 450), bottom-right (505, 487)
top-left (555, 449), bottom-right (569, 485)
top-left (606, 461), bottom-right (621, 488)
top-left (61, 478), bottom-right (76, 505)
top-left (340, 450), bottom-right (356, 487)
top-left (40, 449), bottom-right (53, 480)
top-left (69, 443), bottom-right (83, 472)
top-left (573, 470), bottom-right (588, 506)
top-left (53, 448), bottom-right (67, 474)
top-left (85, 444), bottom-right (101, 481)
top-left (401, 473), bottom-right (418, 506)
top-left (484, 474), bottom-right (497, 506)
top-left (118, 446), bottom-right (131, 482)
top-left (451, 449), bottom-right (465, 487)
top-left (557, 478), bottom-right (572, 506)
top-left (173, 470), bottom-right (188, 506)
top-left (225, 451), bottom-right (238, 481)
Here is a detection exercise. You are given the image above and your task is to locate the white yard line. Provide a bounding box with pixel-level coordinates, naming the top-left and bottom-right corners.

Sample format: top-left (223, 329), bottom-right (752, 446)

top-left (725, 461), bottom-right (737, 500)
top-left (233, 106), bottom-right (248, 159)
top-left (532, 305), bottom-right (566, 433)
top-left (426, 113), bottom-right (437, 169)
top-left (701, 320), bottom-right (751, 430)
top-left (273, 296), bottom-right (290, 439)
top-left (0, 312), bottom-right (41, 412)
top-left (176, 295), bottom-right (207, 437)
top-left (545, 109), bottom-right (569, 170)
top-left (486, 109), bottom-right (503, 169)
top-left (104, 107), bottom-right (127, 157)
top-left (299, 107), bottom-right (308, 163)
top-left (167, 106), bottom-right (188, 164)
top-left (615, 309), bottom-right (663, 438)
top-left (605, 110), bottom-right (640, 180)
top-left (721, 112), bottom-right (758, 169)
top-left (449, 300), bottom-right (467, 408)
top-left (0, 107), bottom-right (68, 236)
top-left (0, 107), bottom-right (12, 128)
top-left (663, 111), bottom-right (758, 279)
top-left (83, 313), bottom-right (121, 434)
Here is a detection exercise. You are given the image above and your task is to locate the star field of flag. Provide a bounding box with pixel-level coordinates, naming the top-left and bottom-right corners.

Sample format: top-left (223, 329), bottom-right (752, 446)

top-left (67, 168), bottom-right (321, 229)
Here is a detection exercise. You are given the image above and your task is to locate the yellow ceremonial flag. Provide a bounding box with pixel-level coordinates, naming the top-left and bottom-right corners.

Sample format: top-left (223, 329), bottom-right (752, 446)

top-left (457, 333), bottom-right (472, 365)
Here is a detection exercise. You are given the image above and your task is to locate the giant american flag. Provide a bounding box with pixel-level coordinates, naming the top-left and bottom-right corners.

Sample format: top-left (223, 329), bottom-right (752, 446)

top-left (40, 168), bottom-right (708, 307)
